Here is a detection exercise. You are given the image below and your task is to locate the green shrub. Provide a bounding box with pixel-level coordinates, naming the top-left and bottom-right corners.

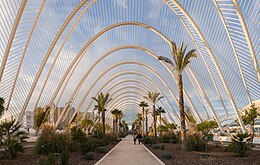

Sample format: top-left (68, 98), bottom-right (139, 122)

top-left (227, 133), bottom-right (252, 157)
top-left (161, 135), bottom-right (171, 143)
top-left (97, 139), bottom-right (106, 146)
top-left (186, 133), bottom-right (206, 152)
top-left (161, 151), bottom-right (172, 159)
top-left (142, 137), bottom-right (152, 144)
top-left (61, 149), bottom-right (70, 165)
top-left (160, 144), bottom-right (165, 150)
top-left (152, 144), bottom-right (160, 149)
top-left (84, 152), bottom-right (96, 160)
top-left (157, 136), bottom-right (163, 143)
top-left (80, 138), bottom-right (99, 154)
top-left (71, 126), bottom-right (86, 143)
top-left (38, 153), bottom-right (58, 165)
top-left (95, 146), bottom-right (109, 153)
top-left (5, 139), bottom-right (24, 158)
top-left (69, 141), bottom-right (81, 152)
top-left (33, 125), bottom-right (70, 165)
top-left (0, 119), bottom-right (28, 159)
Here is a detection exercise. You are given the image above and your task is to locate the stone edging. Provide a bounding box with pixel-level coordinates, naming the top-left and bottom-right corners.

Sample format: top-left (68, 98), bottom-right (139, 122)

top-left (141, 143), bottom-right (165, 165)
top-left (94, 139), bottom-right (123, 165)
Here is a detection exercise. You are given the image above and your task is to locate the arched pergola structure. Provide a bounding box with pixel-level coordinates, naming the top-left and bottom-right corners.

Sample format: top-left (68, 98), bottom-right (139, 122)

top-left (0, 0), bottom-right (258, 133)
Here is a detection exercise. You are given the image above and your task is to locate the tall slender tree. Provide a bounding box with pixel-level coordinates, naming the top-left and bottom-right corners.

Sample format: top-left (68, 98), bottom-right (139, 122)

top-left (136, 113), bottom-right (143, 133)
top-left (159, 41), bottom-right (197, 150)
top-left (242, 103), bottom-right (260, 144)
top-left (93, 105), bottom-right (101, 124)
top-left (144, 91), bottom-right (164, 139)
top-left (33, 105), bottom-right (51, 136)
top-left (145, 108), bottom-right (149, 135)
top-left (81, 116), bottom-right (94, 135)
top-left (139, 101), bottom-right (148, 136)
top-left (111, 109), bottom-right (122, 137)
top-left (0, 97), bottom-right (5, 117)
top-left (92, 93), bottom-right (112, 134)
top-left (156, 106), bottom-right (166, 126)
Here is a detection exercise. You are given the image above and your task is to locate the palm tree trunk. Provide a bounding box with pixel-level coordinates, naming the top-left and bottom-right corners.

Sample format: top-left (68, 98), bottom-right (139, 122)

top-left (102, 111), bottom-right (105, 134)
top-left (119, 118), bottom-right (122, 135)
top-left (153, 104), bottom-right (157, 139)
top-left (116, 118), bottom-right (118, 138)
top-left (252, 120), bottom-right (255, 145)
top-left (179, 73), bottom-right (186, 151)
top-left (142, 107), bottom-right (145, 136)
top-left (160, 113), bottom-right (162, 126)
top-left (146, 111), bottom-right (148, 136)
top-left (98, 112), bottom-right (101, 124)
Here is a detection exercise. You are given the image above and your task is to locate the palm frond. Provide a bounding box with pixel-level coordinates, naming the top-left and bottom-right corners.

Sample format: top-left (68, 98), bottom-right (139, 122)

top-left (158, 56), bottom-right (174, 66)
top-left (157, 96), bottom-right (164, 102)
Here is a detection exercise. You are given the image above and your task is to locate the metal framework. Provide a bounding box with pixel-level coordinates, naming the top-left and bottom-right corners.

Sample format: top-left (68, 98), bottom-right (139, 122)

top-left (0, 0), bottom-right (258, 132)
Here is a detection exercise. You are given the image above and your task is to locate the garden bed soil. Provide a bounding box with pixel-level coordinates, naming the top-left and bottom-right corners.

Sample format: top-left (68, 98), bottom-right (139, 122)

top-left (146, 143), bottom-right (260, 165)
top-left (0, 143), bottom-right (117, 165)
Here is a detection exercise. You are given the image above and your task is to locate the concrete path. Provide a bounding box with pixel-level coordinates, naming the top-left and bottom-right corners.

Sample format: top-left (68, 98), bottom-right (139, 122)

top-left (96, 135), bottom-right (164, 165)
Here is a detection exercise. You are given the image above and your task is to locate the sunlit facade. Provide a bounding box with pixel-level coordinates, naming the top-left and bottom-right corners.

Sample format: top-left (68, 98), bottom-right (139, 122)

top-left (0, 0), bottom-right (259, 132)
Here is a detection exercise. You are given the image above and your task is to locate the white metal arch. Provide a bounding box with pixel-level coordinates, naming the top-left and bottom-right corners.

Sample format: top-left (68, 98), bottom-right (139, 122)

top-left (165, 0), bottom-right (245, 132)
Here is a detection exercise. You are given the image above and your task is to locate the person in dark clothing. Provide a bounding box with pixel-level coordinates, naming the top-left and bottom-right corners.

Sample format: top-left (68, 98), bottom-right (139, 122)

top-left (133, 137), bottom-right (137, 144)
top-left (136, 133), bottom-right (142, 144)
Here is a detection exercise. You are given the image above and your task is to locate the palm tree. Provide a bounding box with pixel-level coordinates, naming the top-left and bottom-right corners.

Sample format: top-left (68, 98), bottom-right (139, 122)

top-left (33, 106), bottom-right (51, 136)
top-left (0, 97), bottom-right (5, 117)
top-left (121, 120), bottom-right (128, 135)
top-left (139, 101), bottom-right (148, 136)
top-left (81, 116), bottom-right (94, 135)
top-left (111, 109), bottom-right (122, 137)
top-left (145, 108), bottom-right (149, 135)
top-left (136, 113), bottom-right (143, 133)
top-left (144, 91), bottom-right (164, 139)
top-left (93, 105), bottom-right (101, 123)
top-left (159, 41), bottom-right (197, 150)
top-left (156, 106), bottom-right (166, 126)
top-left (0, 119), bottom-right (28, 158)
top-left (92, 92), bottom-right (112, 134)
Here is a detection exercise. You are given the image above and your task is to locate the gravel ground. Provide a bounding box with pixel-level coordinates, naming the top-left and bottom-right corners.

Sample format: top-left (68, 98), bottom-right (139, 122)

top-left (146, 143), bottom-right (260, 165)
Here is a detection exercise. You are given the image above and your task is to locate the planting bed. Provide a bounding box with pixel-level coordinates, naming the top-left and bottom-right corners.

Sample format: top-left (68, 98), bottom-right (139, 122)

top-left (146, 143), bottom-right (260, 165)
top-left (0, 142), bottom-right (117, 165)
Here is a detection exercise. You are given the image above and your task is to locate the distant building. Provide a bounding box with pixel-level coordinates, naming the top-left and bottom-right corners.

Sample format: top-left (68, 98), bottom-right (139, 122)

top-left (25, 111), bottom-right (34, 129)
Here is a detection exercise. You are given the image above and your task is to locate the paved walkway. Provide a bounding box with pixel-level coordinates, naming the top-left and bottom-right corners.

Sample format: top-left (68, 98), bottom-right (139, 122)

top-left (96, 135), bottom-right (164, 165)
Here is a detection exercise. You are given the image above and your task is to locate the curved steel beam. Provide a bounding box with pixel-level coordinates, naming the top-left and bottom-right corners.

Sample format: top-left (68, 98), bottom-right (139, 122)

top-left (107, 89), bottom-right (170, 122)
top-left (165, 0), bottom-right (245, 132)
top-left (34, 0), bottom-right (97, 109)
top-left (0, 0), bottom-right (28, 82)
top-left (164, 0), bottom-right (228, 117)
top-left (107, 91), bottom-right (171, 124)
top-left (232, 0), bottom-right (260, 81)
top-left (57, 45), bottom-right (202, 126)
top-left (76, 69), bottom-right (180, 125)
top-left (213, 0), bottom-right (252, 103)
top-left (185, 70), bottom-right (209, 119)
top-left (105, 99), bottom-right (156, 125)
top-left (62, 61), bottom-right (181, 126)
top-left (17, 0), bottom-right (90, 122)
top-left (7, 0), bottom-right (46, 112)
top-left (104, 81), bottom-right (175, 123)
top-left (95, 80), bottom-right (176, 124)
top-left (48, 22), bottom-right (172, 109)
top-left (187, 67), bottom-right (226, 125)
top-left (66, 68), bottom-right (180, 127)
